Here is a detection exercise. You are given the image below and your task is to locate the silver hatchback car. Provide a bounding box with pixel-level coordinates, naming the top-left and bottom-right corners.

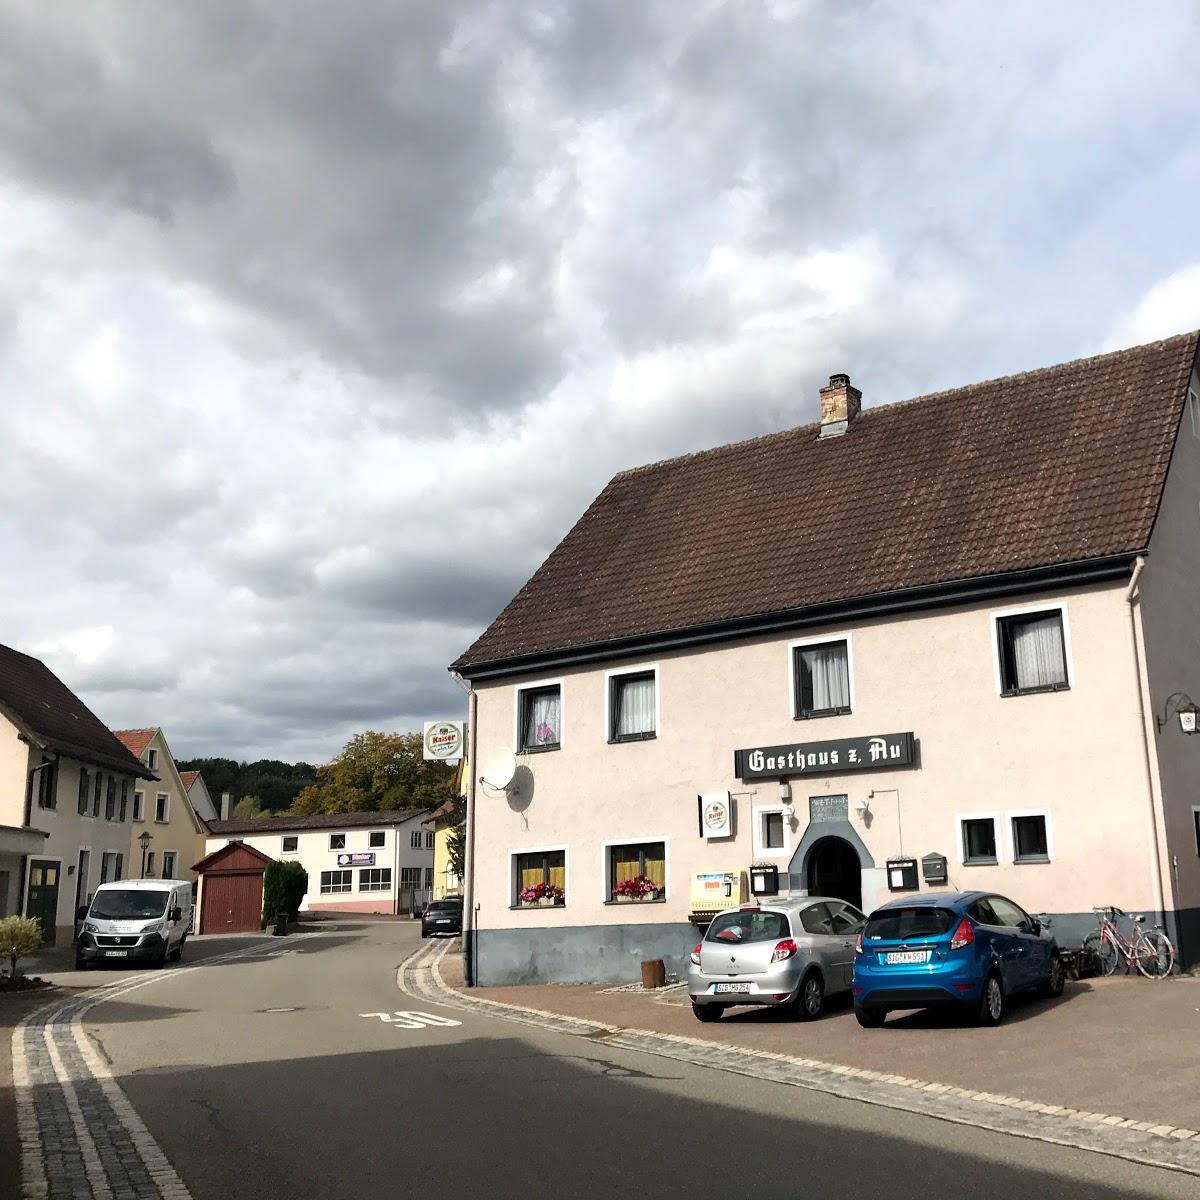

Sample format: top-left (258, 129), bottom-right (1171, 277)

top-left (686, 897), bottom-right (867, 1021)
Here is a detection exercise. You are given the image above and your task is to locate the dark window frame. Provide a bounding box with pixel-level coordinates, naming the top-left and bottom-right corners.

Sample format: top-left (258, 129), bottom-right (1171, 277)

top-left (328, 833), bottom-right (346, 851)
top-left (996, 609), bottom-right (1069, 696)
top-left (105, 778), bottom-right (117, 821)
top-left (154, 791), bottom-right (168, 823)
top-left (1012, 814), bottom-right (1050, 863)
top-left (132, 791), bottom-right (145, 822)
top-left (282, 835), bottom-right (299, 853)
top-left (513, 849), bottom-right (566, 906)
top-left (36, 756), bottom-right (58, 810)
top-left (1194, 809), bottom-right (1200, 858)
top-left (92, 773), bottom-right (102, 818)
top-left (607, 670), bottom-right (657, 743)
top-left (369, 830), bottom-right (386, 848)
top-left (606, 840), bottom-right (666, 900)
top-left (762, 810), bottom-right (785, 850)
top-left (78, 768), bottom-right (91, 816)
top-left (359, 867), bottom-right (392, 892)
top-left (518, 684), bottom-right (562, 753)
top-left (961, 817), bottom-right (998, 865)
top-left (319, 869), bottom-right (352, 894)
top-left (118, 779), bottom-right (129, 823)
top-left (792, 640), bottom-right (852, 720)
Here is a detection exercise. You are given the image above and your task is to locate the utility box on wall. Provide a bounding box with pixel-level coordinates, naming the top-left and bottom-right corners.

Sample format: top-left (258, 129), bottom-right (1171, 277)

top-left (750, 864), bottom-right (780, 896)
top-left (886, 858), bottom-right (919, 892)
top-left (921, 852), bottom-right (948, 885)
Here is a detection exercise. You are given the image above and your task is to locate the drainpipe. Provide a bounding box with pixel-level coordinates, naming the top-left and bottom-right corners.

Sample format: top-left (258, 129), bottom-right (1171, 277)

top-left (1125, 556), bottom-right (1173, 940)
top-left (451, 672), bottom-right (478, 987)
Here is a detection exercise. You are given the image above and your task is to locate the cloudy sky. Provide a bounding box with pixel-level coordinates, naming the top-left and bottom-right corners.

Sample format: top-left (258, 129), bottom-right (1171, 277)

top-left (3, 2), bottom-right (1199, 763)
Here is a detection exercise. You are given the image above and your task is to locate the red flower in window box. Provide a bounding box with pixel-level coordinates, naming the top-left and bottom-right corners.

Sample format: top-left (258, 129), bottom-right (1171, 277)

top-left (612, 874), bottom-right (659, 900)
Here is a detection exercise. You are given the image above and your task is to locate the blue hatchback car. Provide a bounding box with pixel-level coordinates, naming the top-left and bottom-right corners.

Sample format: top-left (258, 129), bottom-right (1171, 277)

top-left (852, 891), bottom-right (1064, 1027)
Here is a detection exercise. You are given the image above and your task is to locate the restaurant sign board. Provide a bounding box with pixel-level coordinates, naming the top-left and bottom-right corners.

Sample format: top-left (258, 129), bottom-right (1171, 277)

top-left (734, 732), bottom-right (915, 781)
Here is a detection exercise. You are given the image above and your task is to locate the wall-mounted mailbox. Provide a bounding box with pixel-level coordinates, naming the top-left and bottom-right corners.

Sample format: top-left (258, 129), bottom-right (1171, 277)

top-left (921, 852), bottom-right (948, 884)
top-left (887, 858), bottom-right (919, 892)
top-left (750, 864), bottom-right (780, 896)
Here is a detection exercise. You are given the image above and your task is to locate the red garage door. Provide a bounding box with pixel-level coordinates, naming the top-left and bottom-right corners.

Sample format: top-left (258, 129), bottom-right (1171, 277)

top-left (200, 871), bottom-right (263, 934)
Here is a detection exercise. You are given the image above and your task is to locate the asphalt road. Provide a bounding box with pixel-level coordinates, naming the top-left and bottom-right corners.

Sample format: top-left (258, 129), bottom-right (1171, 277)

top-left (81, 920), bottom-right (1198, 1200)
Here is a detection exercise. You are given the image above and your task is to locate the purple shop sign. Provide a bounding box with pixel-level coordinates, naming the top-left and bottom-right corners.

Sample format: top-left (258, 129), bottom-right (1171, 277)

top-left (336, 852), bottom-right (376, 867)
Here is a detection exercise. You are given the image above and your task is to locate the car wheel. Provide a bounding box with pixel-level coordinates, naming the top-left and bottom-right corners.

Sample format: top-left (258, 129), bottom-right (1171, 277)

top-left (797, 971), bottom-right (824, 1020)
top-left (692, 1003), bottom-right (722, 1023)
top-left (420, 929), bottom-right (428, 939)
top-left (977, 972), bottom-right (1004, 1025)
top-left (169, 934), bottom-right (187, 963)
top-left (1040, 953), bottom-right (1065, 999)
top-left (74, 956), bottom-right (88, 971)
top-left (854, 1006), bottom-right (885, 1028)
top-left (153, 940), bottom-right (169, 970)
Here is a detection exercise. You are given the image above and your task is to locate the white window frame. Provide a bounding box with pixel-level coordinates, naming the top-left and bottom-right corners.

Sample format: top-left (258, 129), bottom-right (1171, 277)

top-left (319, 869), bottom-right (352, 895)
top-left (132, 791), bottom-right (145, 822)
top-left (328, 833), bottom-right (346, 851)
top-left (369, 830), bottom-right (386, 848)
top-left (147, 748), bottom-right (158, 770)
top-left (359, 867), bottom-right (392, 893)
top-left (281, 835), bottom-right (299, 854)
top-left (411, 831), bottom-right (422, 849)
top-left (603, 663), bottom-right (661, 742)
top-left (752, 805), bottom-right (792, 859)
top-left (162, 852), bottom-right (177, 880)
top-left (599, 836), bottom-right (669, 902)
top-left (154, 792), bottom-right (170, 823)
top-left (989, 601), bottom-right (1073, 696)
top-left (788, 632), bottom-right (855, 719)
top-left (956, 811), bottom-right (1005, 866)
top-left (513, 677), bottom-right (566, 753)
top-left (1007, 808), bottom-right (1054, 864)
top-left (509, 844), bottom-right (569, 908)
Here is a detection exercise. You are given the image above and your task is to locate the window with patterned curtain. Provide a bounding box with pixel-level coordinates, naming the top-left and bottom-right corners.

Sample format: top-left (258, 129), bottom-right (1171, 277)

top-left (608, 841), bottom-right (666, 900)
top-left (997, 610), bottom-right (1068, 694)
top-left (794, 641), bottom-right (851, 717)
top-left (609, 671), bottom-right (656, 741)
top-left (519, 685), bottom-right (562, 751)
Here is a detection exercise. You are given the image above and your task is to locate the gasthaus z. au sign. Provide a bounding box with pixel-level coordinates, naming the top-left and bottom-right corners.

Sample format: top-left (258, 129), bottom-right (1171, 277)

top-left (734, 732), bottom-right (915, 781)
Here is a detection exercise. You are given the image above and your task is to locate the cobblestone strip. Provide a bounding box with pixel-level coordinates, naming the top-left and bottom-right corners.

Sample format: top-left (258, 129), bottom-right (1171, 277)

top-left (14, 936), bottom-right (316, 1199)
top-left (400, 940), bottom-right (1200, 1179)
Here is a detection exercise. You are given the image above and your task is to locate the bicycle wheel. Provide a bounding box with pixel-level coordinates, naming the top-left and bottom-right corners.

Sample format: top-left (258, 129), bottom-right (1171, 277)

top-left (1083, 932), bottom-right (1120, 976)
top-left (1135, 930), bottom-right (1174, 978)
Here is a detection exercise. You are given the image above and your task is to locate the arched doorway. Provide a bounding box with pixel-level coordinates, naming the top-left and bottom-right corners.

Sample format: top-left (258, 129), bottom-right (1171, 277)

top-left (806, 836), bottom-right (862, 910)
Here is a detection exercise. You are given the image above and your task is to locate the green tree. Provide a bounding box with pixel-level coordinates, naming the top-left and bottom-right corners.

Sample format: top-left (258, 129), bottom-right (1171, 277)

top-left (261, 861), bottom-right (308, 928)
top-left (291, 731), bottom-right (457, 815)
top-left (446, 796), bottom-right (467, 878)
top-left (176, 758), bottom-right (317, 813)
top-left (232, 795), bottom-right (265, 820)
top-left (0, 916), bottom-right (43, 979)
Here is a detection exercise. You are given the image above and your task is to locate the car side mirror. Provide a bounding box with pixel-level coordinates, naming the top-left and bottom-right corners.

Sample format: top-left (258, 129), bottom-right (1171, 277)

top-left (76, 904), bottom-right (89, 921)
top-left (169, 906), bottom-right (182, 924)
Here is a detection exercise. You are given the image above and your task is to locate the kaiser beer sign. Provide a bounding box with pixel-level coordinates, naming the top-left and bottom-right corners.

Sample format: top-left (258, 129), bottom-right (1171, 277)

top-left (423, 720), bottom-right (465, 761)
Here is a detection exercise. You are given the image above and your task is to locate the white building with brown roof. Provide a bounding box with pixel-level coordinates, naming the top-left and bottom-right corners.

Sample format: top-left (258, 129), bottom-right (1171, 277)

top-left (452, 333), bottom-right (1200, 984)
top-left (204, 809), bottom-right (434, 915)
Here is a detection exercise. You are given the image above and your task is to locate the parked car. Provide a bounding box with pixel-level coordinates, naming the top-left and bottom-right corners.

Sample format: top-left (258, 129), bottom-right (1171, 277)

top-left (421, 898), bottom-right (463, 938)
top-left (852, 891), bottom-right (1064, 1027)
top-left (686, 897), bottom-right (867, 1022)
top-left (76, 879), bottom-right (192, 969)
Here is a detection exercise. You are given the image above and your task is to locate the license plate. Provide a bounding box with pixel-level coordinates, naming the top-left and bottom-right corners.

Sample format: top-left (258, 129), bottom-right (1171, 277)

top-left (713, 982), bottom-right (751, 994)
top-left (104, 950), bottom-right (128, 958)
top-left (884, 950), bottom-right (928, 965)
top-left (436, 919), bottom-right (452, 925)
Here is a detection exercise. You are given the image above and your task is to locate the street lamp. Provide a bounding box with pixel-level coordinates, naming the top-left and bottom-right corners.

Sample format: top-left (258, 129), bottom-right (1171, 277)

top-left (139, 831), bottom-right (153, 878)
top-left (1155, 692), bottom-right (1199, 735)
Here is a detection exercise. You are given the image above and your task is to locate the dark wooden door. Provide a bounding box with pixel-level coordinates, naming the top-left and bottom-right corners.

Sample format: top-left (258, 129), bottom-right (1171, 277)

top-left (26, 859), bottom-right (61, 946)
top-left (200, 872), bottom-right (263, 934)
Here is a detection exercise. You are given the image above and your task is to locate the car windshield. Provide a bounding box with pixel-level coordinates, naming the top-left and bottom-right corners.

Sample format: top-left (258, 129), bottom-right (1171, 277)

top-left (706, 910), bottom-right (789, 944)
top-left (89, 890), bottom-right (169, 921)
top-left (864, 907), bottom-right (956, 941)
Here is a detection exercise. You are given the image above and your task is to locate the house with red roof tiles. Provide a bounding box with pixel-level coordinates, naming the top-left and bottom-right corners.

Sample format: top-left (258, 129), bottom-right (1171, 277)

top-left (114, 728), bottom-right (208, 886)
top-left (0, 644), bottom-right (155, 944)
top-left (452, 333), bottom-right (1200, 985)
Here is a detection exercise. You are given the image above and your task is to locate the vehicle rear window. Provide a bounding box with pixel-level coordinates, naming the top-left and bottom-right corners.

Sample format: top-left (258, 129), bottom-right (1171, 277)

top-left (706, 910), bottom-right (789, 944)
top-left (427, 901), bottom-right (461, 912)
top-left (864, 907), bottom-right (956, 941)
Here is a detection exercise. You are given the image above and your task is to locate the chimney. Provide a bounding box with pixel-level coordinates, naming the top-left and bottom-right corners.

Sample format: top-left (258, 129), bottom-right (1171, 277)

top-left (818, 373), bottom-right (861, 438)
top-left (221, 792), bottom-right (231, 821)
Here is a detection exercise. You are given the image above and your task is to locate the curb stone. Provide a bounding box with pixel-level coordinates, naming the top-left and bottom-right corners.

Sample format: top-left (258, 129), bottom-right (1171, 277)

top-left (397, 939), bottom-right (1200, 1179)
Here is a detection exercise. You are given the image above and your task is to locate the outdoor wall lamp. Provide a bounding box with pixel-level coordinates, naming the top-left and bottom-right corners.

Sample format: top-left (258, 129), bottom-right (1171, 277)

top-left (854, 796), bottom-right (871, 818)
top-left (777, 779), bottom-right (792, 805)
top-left (1155, 692), bottom-right (1199, 735)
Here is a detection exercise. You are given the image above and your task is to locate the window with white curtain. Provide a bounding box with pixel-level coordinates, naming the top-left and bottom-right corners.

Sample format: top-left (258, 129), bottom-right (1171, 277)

top-left (518, 684), bottom-right (562, 751)
top-left (793, 641), bottom-right (851, 718)
top-left (609, 670), bottom-right (656, 741)
top-left (997, 610), bottom-right (1068, 694)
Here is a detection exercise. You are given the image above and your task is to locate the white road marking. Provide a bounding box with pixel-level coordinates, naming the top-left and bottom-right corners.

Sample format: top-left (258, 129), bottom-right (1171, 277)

top-left (359, 1009), bottom-right (463, 1029)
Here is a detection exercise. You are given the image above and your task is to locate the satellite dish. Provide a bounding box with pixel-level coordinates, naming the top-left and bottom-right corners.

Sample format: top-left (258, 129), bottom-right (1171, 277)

top-left (480, 750), bottom-right (517, 792)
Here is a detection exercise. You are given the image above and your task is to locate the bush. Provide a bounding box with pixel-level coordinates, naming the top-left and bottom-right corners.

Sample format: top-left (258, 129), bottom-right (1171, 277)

top-left (0, 916), bottom-right (43, 979)
top-left (261, 861), bottom-right (308, 928)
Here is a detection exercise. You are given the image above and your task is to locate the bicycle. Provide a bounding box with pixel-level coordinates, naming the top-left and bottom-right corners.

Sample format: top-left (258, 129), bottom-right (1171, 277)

top-left (1083, 906), bottom-right (1174, 978)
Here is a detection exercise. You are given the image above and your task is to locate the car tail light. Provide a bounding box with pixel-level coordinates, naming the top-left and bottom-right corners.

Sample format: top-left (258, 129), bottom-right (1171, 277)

top-left (950, 917), bottom-right (974, 951)
top-left (771, 939), bottom-right (798, 963)
top-left (855, 932), bottom-right (863, 955)
top-left (690, 944), bottom-right (702, 966)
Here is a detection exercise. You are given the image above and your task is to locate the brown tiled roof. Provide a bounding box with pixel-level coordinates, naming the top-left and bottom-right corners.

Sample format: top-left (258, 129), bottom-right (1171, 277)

top-left (114, 729), bottom-right (156, 759)
top-left (207, 808), bottom-right (428, 836)
top-left (455, 332), bottom-right (1199, 673)
top-left (0, 645), bottom-right (157, 778)
top-left (178, 770), bottom-right (200, 791)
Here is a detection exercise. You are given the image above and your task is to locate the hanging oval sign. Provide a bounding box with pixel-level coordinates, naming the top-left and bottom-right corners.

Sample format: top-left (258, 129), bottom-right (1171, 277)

top-left (423, 720), bottom-right (465, 761)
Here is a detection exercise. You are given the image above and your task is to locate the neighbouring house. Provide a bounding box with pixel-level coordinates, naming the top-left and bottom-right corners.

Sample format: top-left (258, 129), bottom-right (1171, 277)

top-left (424, 795), bottom-right (464, 900)
top-left (203, 809), bottom-right (434, 915)
top-left (0, 643), bottom-right (156, 944)
top-left (115, 729), bottom-right (208, 886)
top-left (179, 770), bottom-right (218, 824)
top-left (452, 332), bottom-right (1200, 984)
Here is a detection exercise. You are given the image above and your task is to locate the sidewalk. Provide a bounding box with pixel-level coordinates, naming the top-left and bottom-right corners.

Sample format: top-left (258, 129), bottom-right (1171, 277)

top-left (443, 950), bottom-right (1200, 1133)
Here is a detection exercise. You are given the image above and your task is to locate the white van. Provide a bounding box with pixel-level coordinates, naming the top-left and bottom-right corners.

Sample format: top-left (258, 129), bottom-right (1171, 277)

top-left (76, 879), bottom-right (193, 969)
